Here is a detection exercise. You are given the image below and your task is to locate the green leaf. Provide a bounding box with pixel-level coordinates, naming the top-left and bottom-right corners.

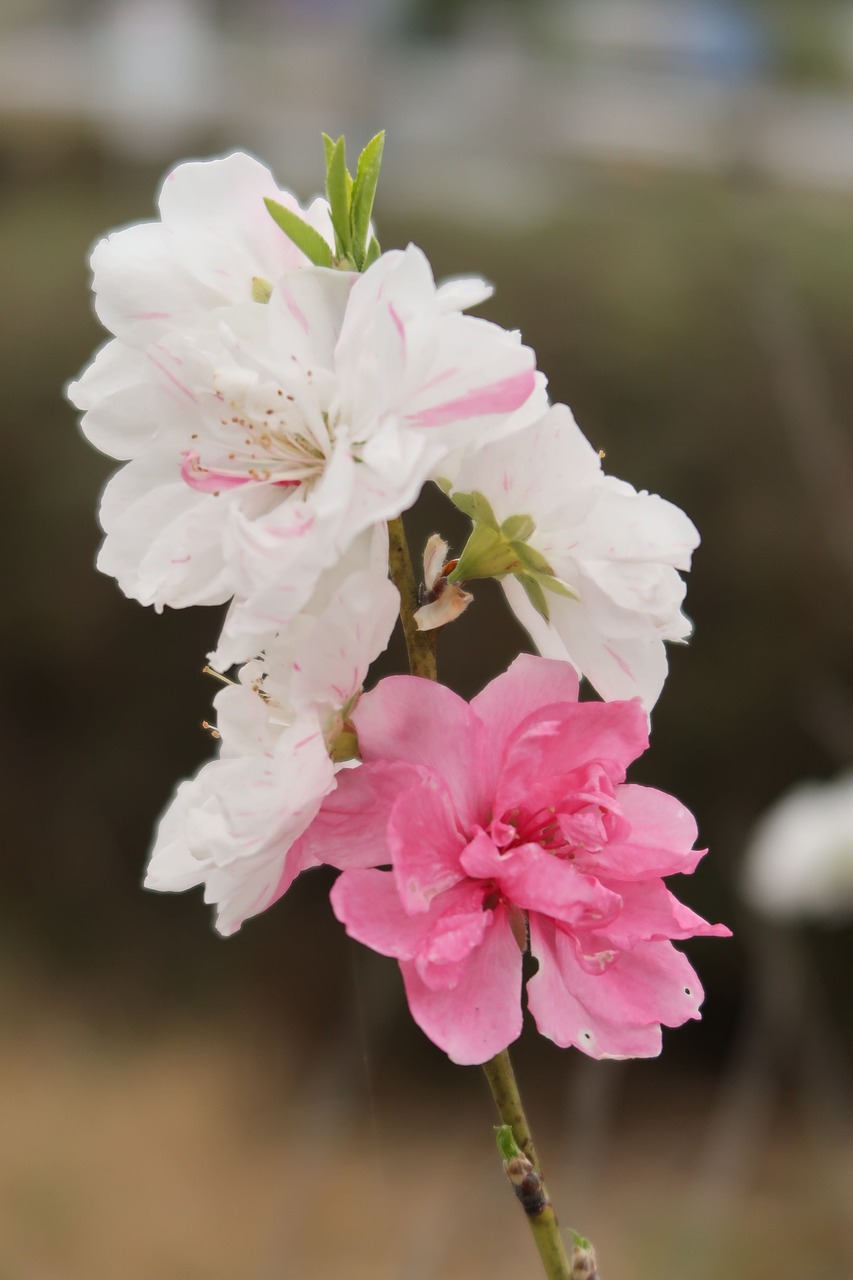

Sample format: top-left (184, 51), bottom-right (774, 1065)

top-left (322, 133), bottom-right (335, 168)
top-left (450, 489), bottom-right (499, 531)
top-left (518, 572), bottom-right (551, 622)
top-left (495, 1125), bottom-right (520, 1162)
top-left (363, 234), bottom-right (382, 269)
top-left (433, 476), bottom-right (452, 495)
top-left (571, 1232), bottom-right (592, 1250)
top-left (264, 199), bottom-right (333, 268)
top-left (351, 132), bottom-right (385, 268)
top-left (324, 135), bottom-right (352, 259)
top-left (501, 512), bottom-right (536, 543)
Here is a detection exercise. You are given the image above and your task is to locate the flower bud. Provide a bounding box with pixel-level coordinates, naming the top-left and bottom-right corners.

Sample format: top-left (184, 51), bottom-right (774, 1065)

top-left (505, 1153), bottom-right (548, 1217)
top-left (571, 1233), bottom-right (600, 1280)
top-left (251, 275), bottom-right (273, 303)
top-left (413, 533), bottom-right (473, 632)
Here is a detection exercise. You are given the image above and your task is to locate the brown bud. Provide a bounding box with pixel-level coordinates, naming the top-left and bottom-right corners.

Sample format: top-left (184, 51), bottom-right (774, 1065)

top-left (571, 1239), bottom-right (600, 1280)
top-left (504, 1154), bottom-right (548, 1217)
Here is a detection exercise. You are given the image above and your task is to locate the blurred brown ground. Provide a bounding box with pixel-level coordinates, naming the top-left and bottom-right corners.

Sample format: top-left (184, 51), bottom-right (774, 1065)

top-left (1, 970), bottom-right (850, 1280)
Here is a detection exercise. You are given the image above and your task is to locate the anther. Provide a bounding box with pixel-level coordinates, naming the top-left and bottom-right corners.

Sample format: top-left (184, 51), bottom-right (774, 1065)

top-left (202, 665), bottom-right (236, 687)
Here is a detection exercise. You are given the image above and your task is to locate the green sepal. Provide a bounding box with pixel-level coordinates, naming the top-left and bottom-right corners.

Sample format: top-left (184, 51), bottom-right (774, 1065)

top-left (449, 489), bottom-right (499, 531)
top-left (513, 539), bottom-right (555, 577)
top-left (495, 1125), bottom-right (521, 1162)
top-left (501, 512), bottom-right (536, 543)
top-left (447, 522), bottom-right (521, 583)
top-left (538, 573), bottom-right (578, 600)
top-left (264, 199), bottom-right (333, 268)
top-left (323, 134), bottom-right (353, 260)
top-left (362, 235), bottom-right (382, 269)
top-left (351, 132), bottom-right (385, 269)
top-left (330, 729), bottom-right (360, 764)
top-left (518, 573), bottom-right (551, 622)
top-left (434, 476), bottom-right (452, 496)
top-left (571, 1232), bottom-right (592, 1250)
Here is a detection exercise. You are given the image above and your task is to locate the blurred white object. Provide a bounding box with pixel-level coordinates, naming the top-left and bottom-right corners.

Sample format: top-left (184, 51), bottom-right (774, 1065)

top-left (742, 773), bottom-right (853, 920)
top-left (92, 0), bottom-right (218, 159)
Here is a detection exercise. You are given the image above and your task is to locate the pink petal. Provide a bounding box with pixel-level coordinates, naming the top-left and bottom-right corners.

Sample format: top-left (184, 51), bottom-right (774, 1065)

top-left (389, 774), bottom-right (466, 912)
top-left (582, 878), bottom-right (731, 950)
top-left (353, 677), bottom-right (489, 830)
top-left (495, 699), bottom-right (649, 820)
top-left (469, 653), bottom-right (580, 791)
top-left (413, 905), bottom-right (492, 991)
top-left (540, 924), bottom-right (705, 1030)
top-left (301, 761), bottom-right (423, 870)
top-left (331, 870), bottom-right (491, 973)
top-left (330, 868), bottom-right (437, 960)
top-left (400, 906), bottom-right (523, 1065)
top-left (180, 450), bottom-right (253, 494)
top-left (459, 831), bottom-right (622, 929)
top-left (527, 916), bottom-right (663, 1058)
top-left (406, 368), bottom-right (536, 428)
top-left (579, 784), bottom-right (704, 881)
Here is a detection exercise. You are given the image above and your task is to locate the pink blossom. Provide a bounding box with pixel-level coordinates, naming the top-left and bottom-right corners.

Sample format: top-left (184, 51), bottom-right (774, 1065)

top-left (322, 655), bottom-right (729, 1065)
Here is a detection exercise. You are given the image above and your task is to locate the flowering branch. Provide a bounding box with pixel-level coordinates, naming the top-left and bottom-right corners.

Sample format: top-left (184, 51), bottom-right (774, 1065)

top-left (68, 132), bottom-right (728, 1280)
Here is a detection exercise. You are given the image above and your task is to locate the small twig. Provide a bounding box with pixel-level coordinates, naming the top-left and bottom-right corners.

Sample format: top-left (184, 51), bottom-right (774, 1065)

top-left (487, 1065), bottom-right (573, 1280)
top-left (387, 515), bottom-right (437, 681)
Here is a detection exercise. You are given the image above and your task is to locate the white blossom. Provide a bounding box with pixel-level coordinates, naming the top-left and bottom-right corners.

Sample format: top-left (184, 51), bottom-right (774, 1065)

top-left (741, 773), bottom-right (853, 921)
top-left (87, 151), bottom-right (334, 346)
top-left (446, 403), bottom-right (699, 709)
top-left (68, 154), bottom-right (545, 661)
top-left (145, 554), bottom-right (399, 934)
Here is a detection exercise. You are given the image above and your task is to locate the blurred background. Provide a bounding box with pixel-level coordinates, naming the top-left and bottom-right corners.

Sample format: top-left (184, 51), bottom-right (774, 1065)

top-left (2, 0), bottom-right (853, 1276)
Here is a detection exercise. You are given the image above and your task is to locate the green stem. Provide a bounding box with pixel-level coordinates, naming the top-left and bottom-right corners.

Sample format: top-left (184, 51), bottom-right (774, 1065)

top-left (387, 516), bottom-right (437, 681)
top-left (482, 1049), bottom-right (541, 1168)
top-left (483, 1051), bottom-right (572, 1280)
top-left (387, 517), bottom-right (571, 1280)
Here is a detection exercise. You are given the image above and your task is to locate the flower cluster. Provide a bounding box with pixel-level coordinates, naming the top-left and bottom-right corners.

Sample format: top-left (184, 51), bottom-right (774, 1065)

top-left (70, 137), bottom-right (726, 1065)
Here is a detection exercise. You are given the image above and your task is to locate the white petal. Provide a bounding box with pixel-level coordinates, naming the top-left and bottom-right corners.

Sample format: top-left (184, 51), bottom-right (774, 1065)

top-left (454, 402), bottom-right (697, 709)
top-left (68, 340), bottom-right (168, 459)
top-left (145, 705), bottom-right (336, 934)
top-left (502, 576), bottom-right (669, 709)
top-left (435, 275), bottom-right (494, 312)
top-left (581, 480), bottom-right (700, 573)
top-left (97, 453), bottom-right (235, 608)
top-left (238, 527), bottom-right (399, 713)
top-left (452, 403), bottom-right (602, 528)
top-left (157, 152), bottom-right (330, 297)
top-left (90, 222), bottom-right (219, 345)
